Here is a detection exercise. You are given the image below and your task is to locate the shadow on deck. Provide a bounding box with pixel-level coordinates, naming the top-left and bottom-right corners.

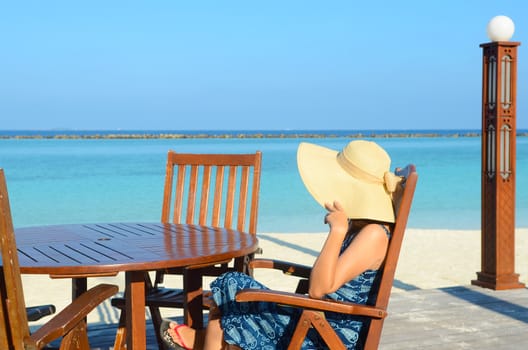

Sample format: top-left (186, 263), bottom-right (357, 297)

top-left (380, 285), bottom-right (528, 349)
top-left (51, 285), bottom-right (528, 350)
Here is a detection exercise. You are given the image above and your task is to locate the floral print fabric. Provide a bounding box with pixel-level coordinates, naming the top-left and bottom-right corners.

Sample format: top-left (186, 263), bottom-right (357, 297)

top-left (210, 226), bottom-right (389, 349)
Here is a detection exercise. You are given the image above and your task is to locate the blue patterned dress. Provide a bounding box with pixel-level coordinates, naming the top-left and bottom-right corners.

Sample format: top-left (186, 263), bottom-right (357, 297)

top-left (210, 226), bottom-right (389, 350)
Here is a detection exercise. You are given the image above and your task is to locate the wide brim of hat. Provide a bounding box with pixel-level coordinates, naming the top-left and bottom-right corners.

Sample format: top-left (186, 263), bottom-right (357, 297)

top-left (297, 142), bottom-right (395, 223)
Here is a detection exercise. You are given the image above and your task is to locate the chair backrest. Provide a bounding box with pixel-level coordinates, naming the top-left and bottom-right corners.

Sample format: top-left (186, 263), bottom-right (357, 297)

top-left (363, 164), bottom-right (418, 350)
top-left (0, 169), bottom-right (31, 350)
top-left (161, 151), bottom-right (262, 236)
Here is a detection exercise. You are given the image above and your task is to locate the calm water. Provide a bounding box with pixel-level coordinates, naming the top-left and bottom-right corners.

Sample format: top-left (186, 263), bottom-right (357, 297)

top-left (1, 135), bottom-right (528, 232)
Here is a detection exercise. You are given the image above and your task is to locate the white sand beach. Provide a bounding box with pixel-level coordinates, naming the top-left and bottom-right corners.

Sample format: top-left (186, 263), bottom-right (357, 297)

top-left (22, 228), bottom-right (528, 325)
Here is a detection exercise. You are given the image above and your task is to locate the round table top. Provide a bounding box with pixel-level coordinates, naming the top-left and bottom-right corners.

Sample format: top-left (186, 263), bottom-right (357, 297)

top-left (14, 222), bottom-right (259, 276)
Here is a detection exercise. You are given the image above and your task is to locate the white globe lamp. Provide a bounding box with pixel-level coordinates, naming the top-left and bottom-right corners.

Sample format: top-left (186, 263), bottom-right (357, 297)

top-left (486, 15), bottom-right (515, 42)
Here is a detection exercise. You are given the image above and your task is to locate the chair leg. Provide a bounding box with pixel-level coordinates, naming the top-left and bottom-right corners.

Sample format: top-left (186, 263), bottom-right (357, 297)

top-left (149, 305), bottom-right (168, 350)
top-left (287, 311), bottom-right (311, 350)
top-left (309, 311), bottom-right (346, 350)
top-left (287, 310), bottom-right (346, 350)
top-left (183, 268), bottom-right (204, 329)
top-left (59, 321), bottom-right (90, 350)
top-left (113, 303), bottom-right (167, 350)
top-left (113, 310), bottom-right (127, 350)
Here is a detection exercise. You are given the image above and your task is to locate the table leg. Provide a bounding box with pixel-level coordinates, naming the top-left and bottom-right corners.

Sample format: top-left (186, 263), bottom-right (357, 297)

top-left (126, 271), bottom-right (146, 350)
top-left (71, 277), bottom-right (87, 300)
top-left (183, 268), bottom-right (203, 329)
top-left (72, 277), bottom-right (88, 324)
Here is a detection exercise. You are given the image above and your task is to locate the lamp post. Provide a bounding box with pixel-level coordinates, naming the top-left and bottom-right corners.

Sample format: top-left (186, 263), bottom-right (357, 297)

top-left (472, 15), bottom-right (525, 290)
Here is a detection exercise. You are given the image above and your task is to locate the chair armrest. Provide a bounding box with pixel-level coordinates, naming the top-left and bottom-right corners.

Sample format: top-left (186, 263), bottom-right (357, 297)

top-left (235, 289), bottom-right (387, 319)
top-left (26, 304), bottom-right (56, 322)
top-left (249, 259), bottom-right (312, 279)
top-left (29, 283), bottom-right (119, 348)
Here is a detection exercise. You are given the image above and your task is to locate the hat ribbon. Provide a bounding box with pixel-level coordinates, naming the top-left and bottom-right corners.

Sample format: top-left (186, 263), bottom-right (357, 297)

top-left (337, 152), bottom-right (400, 193)
top-left (383, 171), bottom-right (401, 193)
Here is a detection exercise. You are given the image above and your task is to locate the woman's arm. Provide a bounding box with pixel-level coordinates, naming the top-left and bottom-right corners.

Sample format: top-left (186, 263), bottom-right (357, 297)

top-left (308, 201), bottom-right (389, 299)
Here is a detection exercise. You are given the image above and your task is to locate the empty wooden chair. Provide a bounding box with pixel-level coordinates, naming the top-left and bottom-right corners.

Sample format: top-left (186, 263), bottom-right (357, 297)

top-left (233, 164), bottom-right (417, 349)
top-left (111, 150), bottom-right (262, 349)
top-left (0, 168), bottom-right (119, 350)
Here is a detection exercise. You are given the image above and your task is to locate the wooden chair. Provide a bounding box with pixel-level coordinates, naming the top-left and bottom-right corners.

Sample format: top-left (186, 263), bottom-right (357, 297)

top-left (111, 150), bottom-right (262, 349)
top-left (233, 164), bottom-right (417, 350)
top-left (0, 168), bottom-right (119, 350)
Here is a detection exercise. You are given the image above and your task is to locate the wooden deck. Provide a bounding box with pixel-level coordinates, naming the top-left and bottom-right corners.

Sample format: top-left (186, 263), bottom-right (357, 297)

top-left (380, 285), bottom-right (528, 349)
top-left (47, 285), bottom-right (528, 349)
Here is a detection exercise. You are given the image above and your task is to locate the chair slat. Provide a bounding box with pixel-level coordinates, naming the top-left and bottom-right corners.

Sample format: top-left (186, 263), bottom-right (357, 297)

top-left (172, 164), bottom-right (186, 223)
top-left (248, 154), bottom-right (262, 235)
top-left (224, 165), bottom-right (237, 229)
top-left (236, 166), bottom-right (250, 232)
top-left (161, 159), bottom-right (175, 222)
top-left (199, 165), bottom-right (212, 225)
top-left (186, 165), bottom-right (199, 223)
top-left (211, 166), bottom-right (225, 227)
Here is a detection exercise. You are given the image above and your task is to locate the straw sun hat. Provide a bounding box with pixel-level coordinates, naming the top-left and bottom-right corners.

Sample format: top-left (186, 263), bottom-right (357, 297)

top-left (297, 140), bottom-right (401, 223)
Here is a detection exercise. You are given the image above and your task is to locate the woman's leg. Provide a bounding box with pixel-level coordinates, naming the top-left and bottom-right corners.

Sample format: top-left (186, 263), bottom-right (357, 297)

top-left (203, 305), bottom-right (225, 350)
top-left (164, 304), bottom-right (224, 350)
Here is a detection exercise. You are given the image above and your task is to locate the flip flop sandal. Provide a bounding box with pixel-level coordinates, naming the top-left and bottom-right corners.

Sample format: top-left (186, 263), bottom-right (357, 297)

top-left (160, 320), bottom-right (192, 350)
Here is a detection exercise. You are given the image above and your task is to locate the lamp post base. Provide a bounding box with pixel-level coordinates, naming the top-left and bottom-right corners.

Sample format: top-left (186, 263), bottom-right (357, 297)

top-left (472, 272), bottom-right (526, 290)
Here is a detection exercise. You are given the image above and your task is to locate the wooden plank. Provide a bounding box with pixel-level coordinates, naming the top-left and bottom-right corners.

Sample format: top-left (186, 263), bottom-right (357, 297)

top-left (379, 285), bottom-right (528, 349)
top-left (49, 284), bottom-right (527, 350)
top-left (36, 284), bottom-right (526, 350)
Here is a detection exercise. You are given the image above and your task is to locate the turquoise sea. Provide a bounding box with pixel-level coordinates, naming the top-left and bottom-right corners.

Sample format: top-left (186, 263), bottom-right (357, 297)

top-left (1, 130), bottom-right (528, 232)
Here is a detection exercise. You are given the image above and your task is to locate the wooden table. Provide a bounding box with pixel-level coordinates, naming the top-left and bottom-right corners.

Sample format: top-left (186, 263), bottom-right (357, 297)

top-left (14, 222), bottom-right (259, 350)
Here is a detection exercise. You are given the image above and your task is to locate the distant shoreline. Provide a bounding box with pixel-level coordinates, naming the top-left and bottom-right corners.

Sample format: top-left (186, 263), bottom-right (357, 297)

top-left (1, 130), bottom-right (528, 140)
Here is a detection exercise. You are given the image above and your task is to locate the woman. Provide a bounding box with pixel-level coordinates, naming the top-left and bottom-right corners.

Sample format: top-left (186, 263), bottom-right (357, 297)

top-left (161, 139), bottom-right (401, 350)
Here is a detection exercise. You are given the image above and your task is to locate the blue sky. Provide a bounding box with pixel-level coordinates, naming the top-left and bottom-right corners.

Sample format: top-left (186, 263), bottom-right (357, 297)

top-left (1, 1), bottom-right (528, 130)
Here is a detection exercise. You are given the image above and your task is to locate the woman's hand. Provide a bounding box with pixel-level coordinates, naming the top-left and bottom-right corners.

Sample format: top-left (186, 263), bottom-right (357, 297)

top-left (324, 200), bottom-right (349, 236)
top-left (310, 200), bottom-right (349, 298)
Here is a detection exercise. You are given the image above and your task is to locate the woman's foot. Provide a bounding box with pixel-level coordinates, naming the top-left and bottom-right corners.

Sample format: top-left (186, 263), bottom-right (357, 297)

top-left (160, 320), bottom-right (195, 350)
